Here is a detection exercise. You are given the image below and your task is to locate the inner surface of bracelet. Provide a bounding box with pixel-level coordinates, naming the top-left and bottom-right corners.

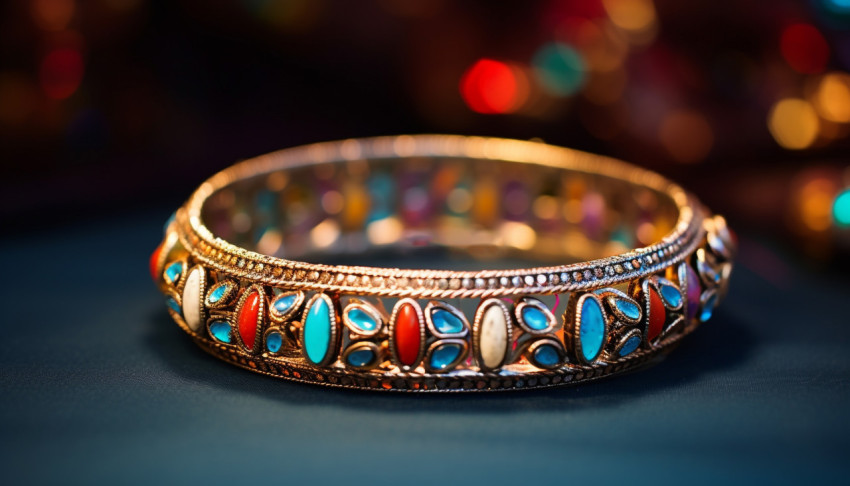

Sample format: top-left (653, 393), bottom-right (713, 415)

top-left (201, 157), bottom-right (678, 269)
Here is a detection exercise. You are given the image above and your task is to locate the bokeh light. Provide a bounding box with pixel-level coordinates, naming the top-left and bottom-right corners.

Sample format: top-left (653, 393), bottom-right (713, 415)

top-left (460, 59), bottom-right (527, 114)
top-left (814, 72), bottom-right (850, 122)
top-left (834, 188), bottom-right (850, 226)
top-left (40, 48), bottom-right (84, 100)
top-left (602, 0), bottom-right (656, 33)
top-left (532, 42), bottom-right (586, 97)
top-left (780, 23), bottom-right (830, 74)
top-left (658, 109), bottom-right (714, 163)
top-left (768, 98), bottom-right (820, 149)
top-left (798, 177), bottom-right (836, 231)
top-left (32, 0), bottom-right (75, 32)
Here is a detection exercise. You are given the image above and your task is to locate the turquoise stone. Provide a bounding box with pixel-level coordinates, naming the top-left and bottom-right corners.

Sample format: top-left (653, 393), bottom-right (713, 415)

top-left (614, 298), bottom-right (641, 320)
top-left (347, 307), bottom-right (378, 332)
top-left (700, 294), bottom-right (717, 322)
top-left (273, 294), bottom-right (298, 316)
top-left (579, 298), bottom-right (605, 361)
top-left (521, 306), bottom-right (550, 331)
top-left (166, 296), bottom-right (181, 315)
top-left (304, 296), bottom-right (332, 364)
top-left (165, 262), bottom-right (182, 283)
top-left (209, 320), bottom-right (232, 343)
top-left (208, 285), bottom-right (228, 304)
top-left (533, 344), bottom-right (560, 367)
top-left (429, 343), bottom-right (462, 370)
top-left (347, 348), bottom-right (376, 367)
top-left (618, 335), bottom-right (641, 357)
top-left (660, 284), bottom-right (683, 308)
top-left (266, 331), bottom-right (283, 353)
top-left (431, 309), bottom-right (464, 334)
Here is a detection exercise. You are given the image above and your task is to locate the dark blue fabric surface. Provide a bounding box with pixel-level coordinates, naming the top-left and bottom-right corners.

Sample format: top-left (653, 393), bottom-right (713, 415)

top-left (1, 212), bottom-right (847, 485)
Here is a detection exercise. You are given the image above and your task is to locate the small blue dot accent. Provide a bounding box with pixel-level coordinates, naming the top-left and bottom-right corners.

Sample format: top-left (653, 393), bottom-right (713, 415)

top-left (165, 262), bottom-right (182, 284)
top-left (615, 298), bottom-right (641, 320)
top-left (660, 284), bottom-right (683, 308)
top-left (431, 309), bottom-right (464, 334)
top-left (209, 320), bottom-right (232, 343)
top-left (166, 297), bottom-right (181, 315)
top-left (700, 294), bottom-right (717, 322)
top-left (533, 344), bottom-right (560, 367)
top-left (346, 348), bottom-right (376, 367)
top-left (208, 285), bottom-right (227, 303)
top-left (618, 335), bottom-right (641, 357)
top-left (521, 306), bottom-right (550, 331)
top-left (273, 294), bottom-right (298, 316)
top-left (346, 307), bottom-right (378, 332)
top-left (430, 343), bottom-right (463, 370)
top-left (266, 331), bottom-right (283, 353)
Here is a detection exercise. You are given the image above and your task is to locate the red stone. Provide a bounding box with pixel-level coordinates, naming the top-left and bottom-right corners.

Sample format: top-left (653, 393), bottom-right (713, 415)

top-left (149, 243), bottom-right (163, 281)
top-left (395, 302), bottom-right (421, 366)
top-left (238, 291), bottom-right (261, 351)
top-left (647, 287), bottom-right (665, 341)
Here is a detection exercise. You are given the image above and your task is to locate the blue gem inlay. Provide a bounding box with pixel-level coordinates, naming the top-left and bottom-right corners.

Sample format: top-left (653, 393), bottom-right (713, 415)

top-left (346, 348), bottom-right (376, 367)
top-left (700, 294), bottom-right (717, 322)
top-left (209, 285), bottom-right (227, 304)
top-left (346, 307), bottom-right (379, 332)
top-left (521, 306), bottom-right (550, 331)
top-left (614, 298), bottom-right (641, 320)
top-left (304, 296), bottom-right (332, 364)
top-left (209, 320), bottom-right (232, 343)
top-left (618, 335), bottom-right (641, 357)
top-left (429, 343), bottom-right (462, 370)
top-left (166, 296), bottom-right (181, 315)
top-left (266, 331), bottom-right (283, 353)
top-left (660, 284), bottom-right (683, 308)
top-left (579, 298), bottom-right (605, 362)
top-left (165, 262), bottom-right (182, 284)
top-left (533, 344), bottom-right (560, 367)
top-left (431, 309), bottom-right (464, 334)
top-left (273, 294), bottom-right (299, 316)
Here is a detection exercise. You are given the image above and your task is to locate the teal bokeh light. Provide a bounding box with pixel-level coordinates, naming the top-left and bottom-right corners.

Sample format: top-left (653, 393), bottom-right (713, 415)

top-left (834, 188), bottom-right (850, 227)
top-left (532, 42), bottom-right (586, 97)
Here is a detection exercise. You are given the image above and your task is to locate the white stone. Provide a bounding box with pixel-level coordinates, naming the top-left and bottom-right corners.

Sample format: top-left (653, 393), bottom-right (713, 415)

top-left (182, 267), bottom-right (202, 331)
top-left (479, 305), bottom-right (508, 369)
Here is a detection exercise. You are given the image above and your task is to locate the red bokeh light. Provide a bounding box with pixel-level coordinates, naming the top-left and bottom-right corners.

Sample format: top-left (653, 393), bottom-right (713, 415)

top-left (780, 23), bottom-right (829, 74)
top-left (460, 59), bottom-right (518, 114)
top-left (40, 48), bottom-right (84, 100)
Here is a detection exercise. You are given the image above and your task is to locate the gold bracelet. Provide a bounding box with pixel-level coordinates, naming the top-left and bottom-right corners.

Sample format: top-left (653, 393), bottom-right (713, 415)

top-left (150, 135), bottom-right (734, 392)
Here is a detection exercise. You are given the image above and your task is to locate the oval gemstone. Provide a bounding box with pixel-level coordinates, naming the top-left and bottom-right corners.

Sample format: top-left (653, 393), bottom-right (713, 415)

top-left (237, 291), bottom-right (261, 351)
top-left (431, 308), bottom-right (464, 334)
top-left (618, 335), bottom-right (641, 357)
top-left (521, 306), bottom-right (550, 331)
top-left (164, 261), bottom-right (182, 285)
top-left (614, 298), bottom-right (641, 321)
top-left (149, 243), bottom-right (163, 281)
top-left (479, 305), bottom-right (508, 368)
top-left (209, 320), bottom-right (232, 343)
top-left (272, 293), bottom-right (298, 317)
top-left (304, 295), bottom-right (333, 364)
top-left (430, 343), bottom-right (462, 370)
top-left (166, 296), bottom-right (181, 315)
top-left (182, 267), bottom-right (203, 331)
top-left (266, 331), bottom-right (283, 353)
top-left (700, 293), bottom-right (717, 322)
top-left (346, 348), bottom-right (376, 367)
top-left (686, 266), bottom-right (701, 321)
top-left (647, 287), bottom-right (665, 341)
top-left (533, 344), bottom-right (560, 367)
top-left (394, 302), bottom-right (421, 366)
top-left (660, 284), bottom-right (683, 308)
top-left (579, 297), bottom-right (605, 361)
top-left (346, 307), bottom-right (379, 332)
top-left (208, 284), bottom-right (229, 304)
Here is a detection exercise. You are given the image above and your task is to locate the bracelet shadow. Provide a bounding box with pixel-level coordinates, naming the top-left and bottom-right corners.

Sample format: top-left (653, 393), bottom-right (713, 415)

top-left (144, 305), bottom-right (755, 413)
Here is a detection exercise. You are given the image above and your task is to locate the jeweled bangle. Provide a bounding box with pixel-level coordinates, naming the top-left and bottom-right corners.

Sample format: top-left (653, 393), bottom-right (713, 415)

top-left (151, 135), bottom-right (735, 392)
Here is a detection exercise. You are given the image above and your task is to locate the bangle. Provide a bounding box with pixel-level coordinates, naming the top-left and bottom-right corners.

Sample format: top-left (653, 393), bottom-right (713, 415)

top-left (151, 135), bottom-right (734, 392)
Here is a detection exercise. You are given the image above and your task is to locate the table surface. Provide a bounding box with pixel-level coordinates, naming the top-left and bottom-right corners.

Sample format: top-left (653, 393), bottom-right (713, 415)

top-left (1, 211), bottom-right (848, 485)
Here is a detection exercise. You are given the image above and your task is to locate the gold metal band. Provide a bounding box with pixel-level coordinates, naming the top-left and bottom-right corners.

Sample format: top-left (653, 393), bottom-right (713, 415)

top-left (151, 135), bottom-right (734, 392)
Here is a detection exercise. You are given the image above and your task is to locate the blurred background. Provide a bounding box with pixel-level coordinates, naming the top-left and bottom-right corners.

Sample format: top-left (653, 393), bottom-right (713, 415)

top-left (1, 0), bottom-right (849, 273)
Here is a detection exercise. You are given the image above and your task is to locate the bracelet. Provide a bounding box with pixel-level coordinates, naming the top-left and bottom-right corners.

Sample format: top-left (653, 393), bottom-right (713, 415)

top-left (151, 135), bottom-right (735, 392)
